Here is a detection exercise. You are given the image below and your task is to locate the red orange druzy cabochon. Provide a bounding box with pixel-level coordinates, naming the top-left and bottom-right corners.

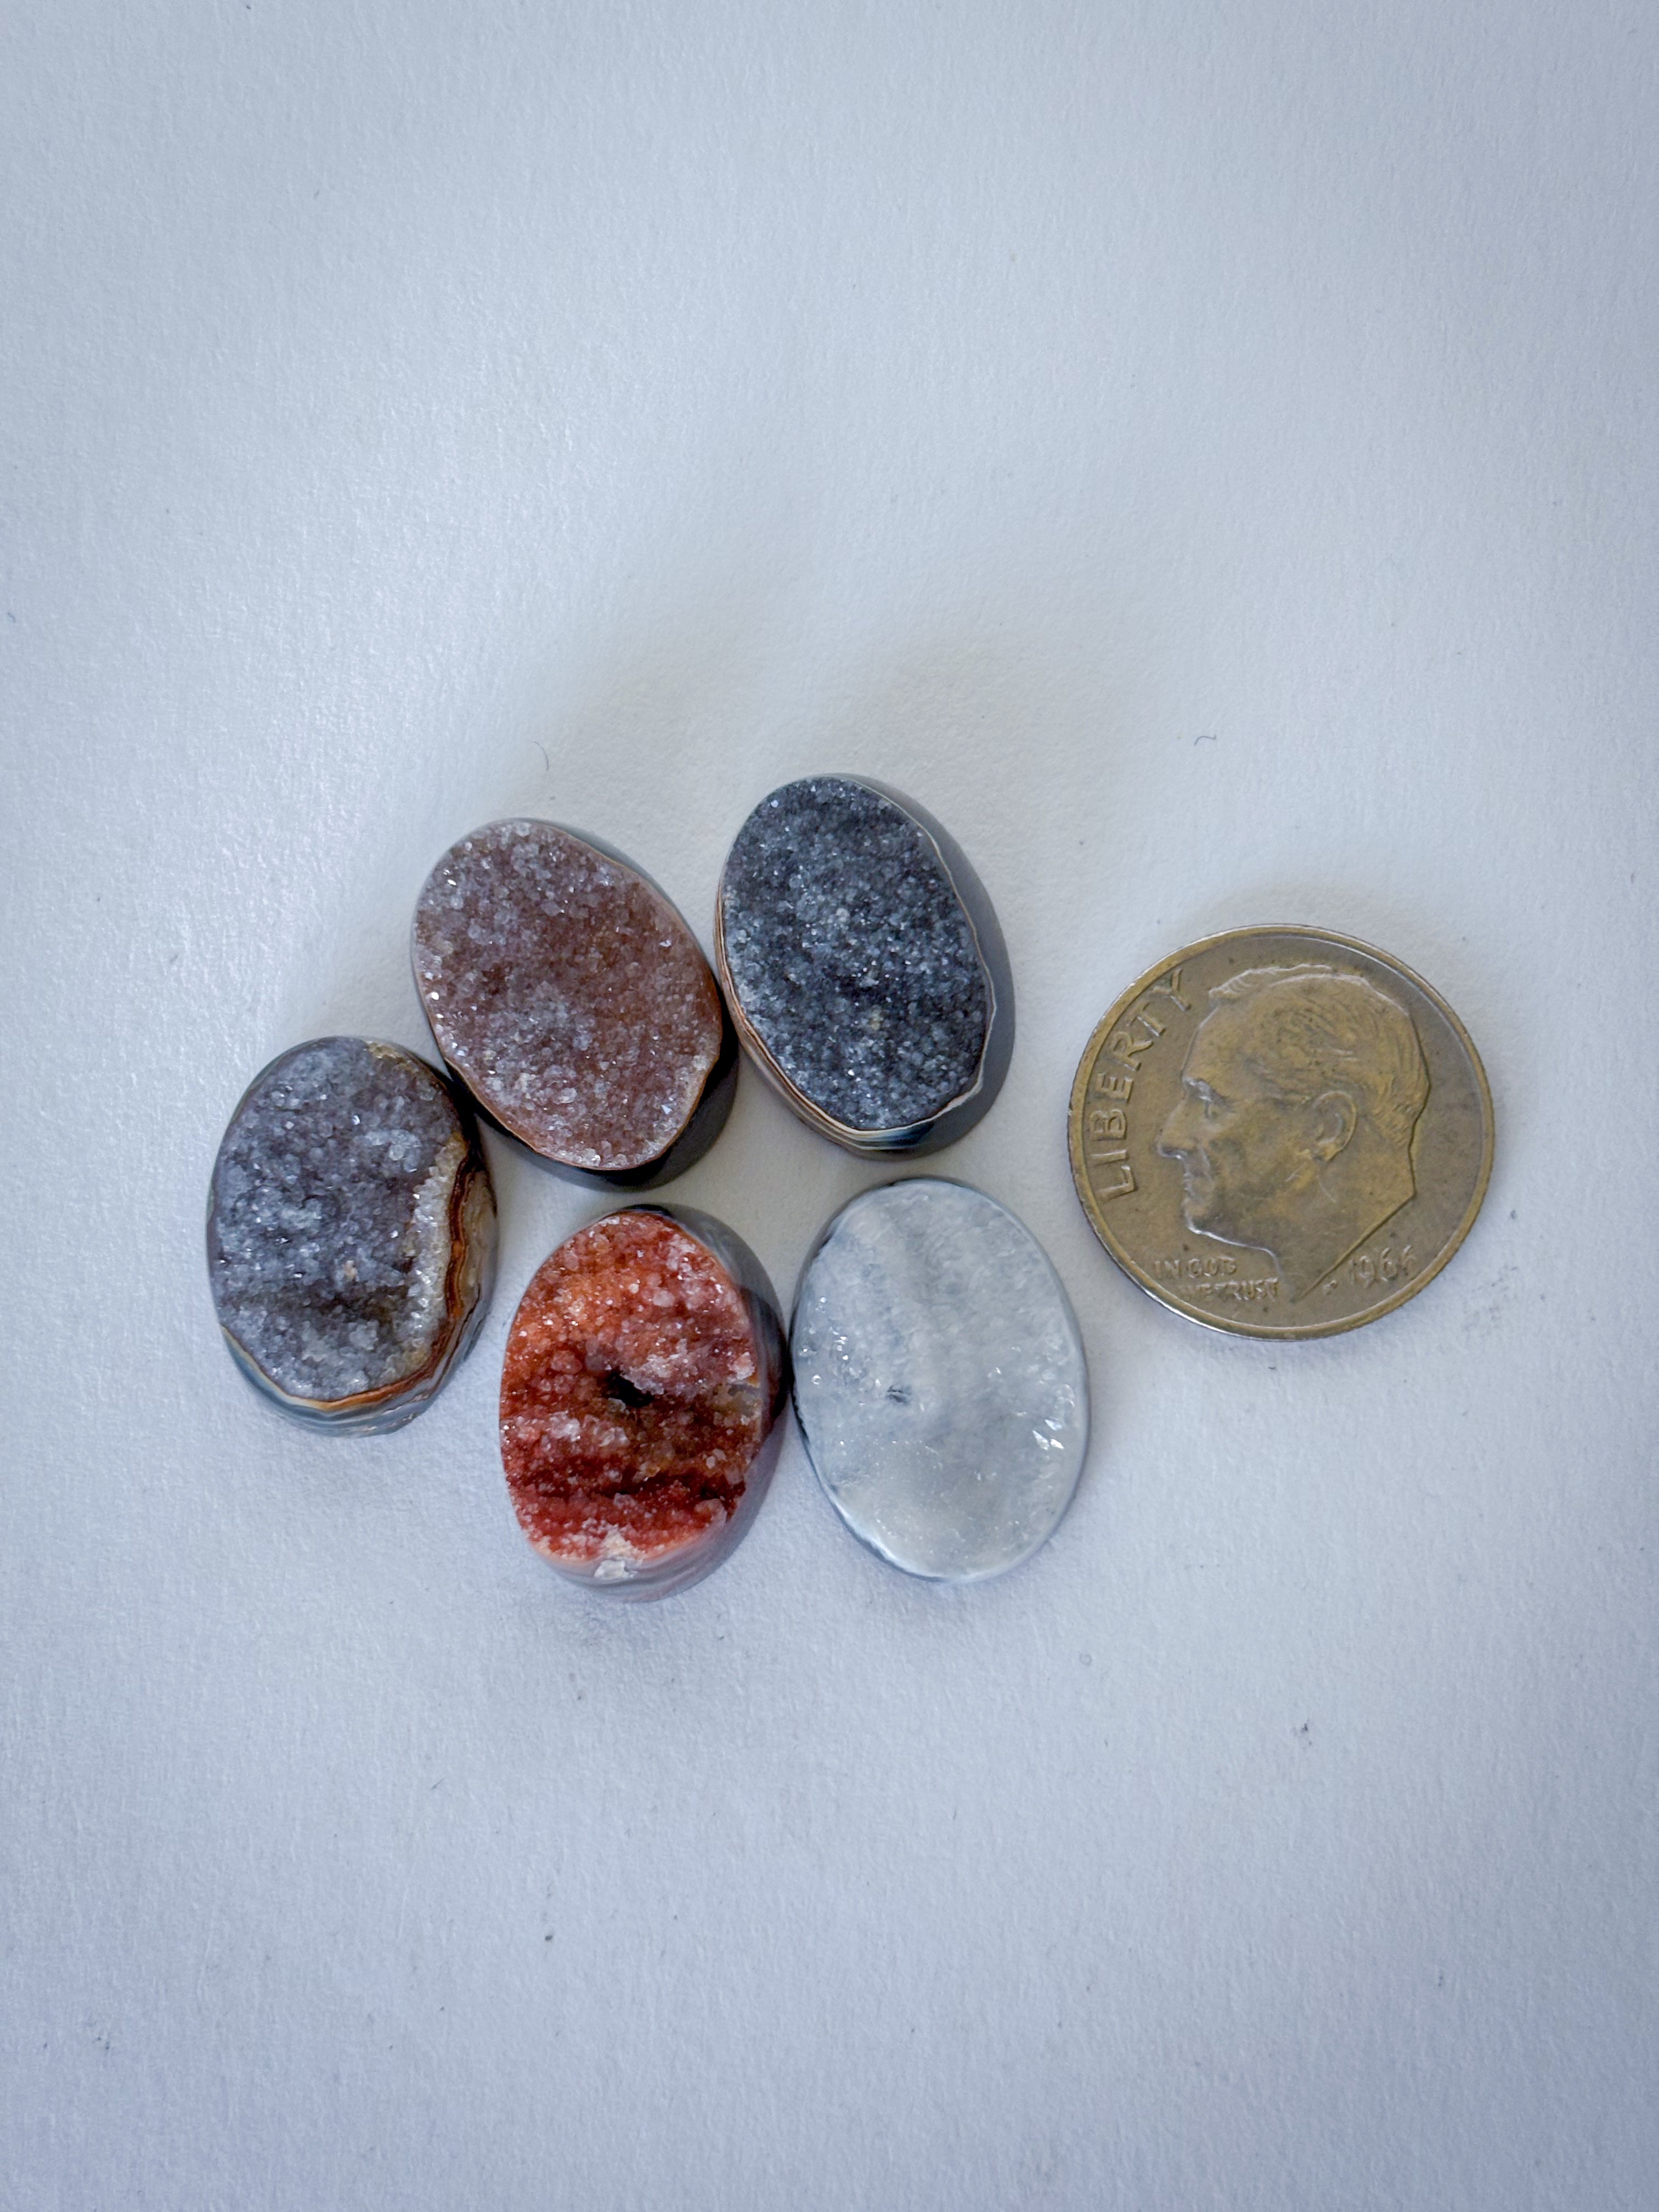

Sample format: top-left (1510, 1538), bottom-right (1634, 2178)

top-left (500, 1208), bottom-right (786, 1596)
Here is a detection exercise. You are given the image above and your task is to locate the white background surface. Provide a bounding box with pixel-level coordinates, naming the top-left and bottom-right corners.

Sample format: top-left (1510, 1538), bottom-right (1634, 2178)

top-left (3, 6), bottom-right (1656, 2207)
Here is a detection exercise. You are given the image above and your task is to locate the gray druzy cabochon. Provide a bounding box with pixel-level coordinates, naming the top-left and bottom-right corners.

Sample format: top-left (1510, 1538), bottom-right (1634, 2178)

top-left (791, 1179), bottom-right (1088, 1581)
top-left (716, 777), bottom-right (1013, 1153)
top-left (207, 1037), bottom-right (496, 1432)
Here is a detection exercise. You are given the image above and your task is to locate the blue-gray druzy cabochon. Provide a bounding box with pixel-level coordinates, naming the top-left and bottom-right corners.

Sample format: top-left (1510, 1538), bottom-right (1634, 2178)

top-left (791, 1179), bottom-right (1088, 1581)
top-left (719, 778), bottom-right (994, 1133)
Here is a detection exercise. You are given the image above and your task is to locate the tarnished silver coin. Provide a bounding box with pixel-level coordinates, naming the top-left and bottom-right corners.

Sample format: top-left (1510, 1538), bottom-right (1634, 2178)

top-left (1069, 928), bottom-right (1494, 1339)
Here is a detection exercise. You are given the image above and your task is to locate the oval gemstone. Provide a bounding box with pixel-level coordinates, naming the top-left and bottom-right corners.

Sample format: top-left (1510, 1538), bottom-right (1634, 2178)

top-left (791, 1179), bottom-right (1088, 1581)
top-left (500, 1206), bottom-right (787, 1598)
top-left (716, 777), bottom-right (1013, 1153)
top-left (413, 819), bottom-right (734, 1183)
top-left (207, 1037), bottom-right (496, 1431)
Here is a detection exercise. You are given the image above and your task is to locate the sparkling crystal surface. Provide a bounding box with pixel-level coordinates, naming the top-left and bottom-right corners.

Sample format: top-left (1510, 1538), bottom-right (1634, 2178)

top-left (500, 1207), bottom-right (785, 1597)
top-left (719, 778), bottom-right (992, 1133)
top-left (791, 1178), bottom-right (1088, 1581)
top-left (207, 1037), bottom-right (494, 1426)
top-left (413, 819), bottom-right (725, 1173)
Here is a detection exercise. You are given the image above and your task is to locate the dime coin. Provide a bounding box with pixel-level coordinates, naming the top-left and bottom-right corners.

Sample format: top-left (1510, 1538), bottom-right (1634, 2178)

top-left (1068, 928), bottom-right (1494, 1339)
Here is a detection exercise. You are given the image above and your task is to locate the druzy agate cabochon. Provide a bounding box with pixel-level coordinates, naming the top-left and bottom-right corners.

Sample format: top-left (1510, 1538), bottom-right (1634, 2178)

top-left (791, 1179), bottom-right (1088, 1581)
top-left (501, 1206), bottom-right (788, 1599)
top-left (207, 1037), bottom-right (496, 1431)
top-left (413, 819), bottom-right (736, 1185)
top-left (716, 777), bottom-right (1014, 1153)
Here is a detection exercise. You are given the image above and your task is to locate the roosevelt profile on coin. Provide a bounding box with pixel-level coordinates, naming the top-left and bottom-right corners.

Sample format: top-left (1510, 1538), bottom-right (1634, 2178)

top-left (1155, 964), bottom-right (1431, 1302)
